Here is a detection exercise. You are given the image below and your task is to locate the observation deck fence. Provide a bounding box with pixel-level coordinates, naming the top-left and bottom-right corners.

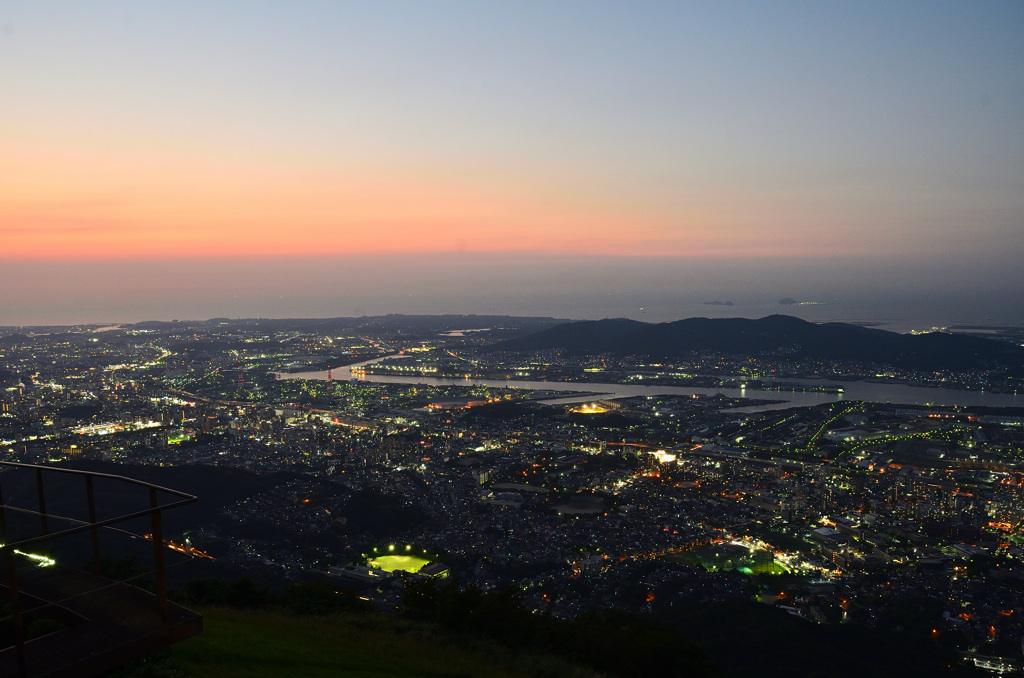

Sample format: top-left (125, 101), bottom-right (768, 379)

top-left (0, 461), bottom-right (202, 678)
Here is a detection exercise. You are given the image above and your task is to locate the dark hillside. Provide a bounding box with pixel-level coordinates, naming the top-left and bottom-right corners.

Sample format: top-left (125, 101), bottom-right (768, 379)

top-left (491, 315), bottom-right (1024, 371)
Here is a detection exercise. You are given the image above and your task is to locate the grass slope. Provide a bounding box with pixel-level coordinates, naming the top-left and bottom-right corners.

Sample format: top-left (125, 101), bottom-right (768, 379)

top-left (155, 608), bottom-right (601, 678)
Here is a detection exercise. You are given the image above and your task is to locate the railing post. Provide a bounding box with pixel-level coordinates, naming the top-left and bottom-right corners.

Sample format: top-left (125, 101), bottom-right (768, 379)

top-left (5, 547), bottom-right (28, 678)
top-left (1, 472), bottom-right (23, 676)
top-left (35, 466), bottom-right (48, 537)
top-left (150, 488), bottom-right (169, 637)
top-left (86, 475), bottom-right (101, 575)
top-left (0, 473), bottom-right (8, 545)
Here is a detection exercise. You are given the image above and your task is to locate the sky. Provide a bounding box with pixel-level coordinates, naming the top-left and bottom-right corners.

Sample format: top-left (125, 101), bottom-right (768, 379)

top-left (1, 1), bottom-right (1022, 327)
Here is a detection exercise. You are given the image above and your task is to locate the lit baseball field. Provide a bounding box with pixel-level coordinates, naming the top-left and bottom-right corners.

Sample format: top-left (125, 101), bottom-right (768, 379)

top-left (367, 555), bottom-right (431, 574)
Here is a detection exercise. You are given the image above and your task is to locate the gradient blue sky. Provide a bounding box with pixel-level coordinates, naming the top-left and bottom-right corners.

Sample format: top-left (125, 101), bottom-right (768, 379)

top-left (1, 2), bottom-right (1022, 326)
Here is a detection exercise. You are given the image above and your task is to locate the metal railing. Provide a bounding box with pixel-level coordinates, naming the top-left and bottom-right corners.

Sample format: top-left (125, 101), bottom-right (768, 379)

top-left (0, 461), bottom-right (199, 677)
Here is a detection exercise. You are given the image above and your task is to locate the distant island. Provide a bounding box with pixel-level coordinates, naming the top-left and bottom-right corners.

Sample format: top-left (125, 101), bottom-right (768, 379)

top-left (702, 301), bottom-right (734, 306)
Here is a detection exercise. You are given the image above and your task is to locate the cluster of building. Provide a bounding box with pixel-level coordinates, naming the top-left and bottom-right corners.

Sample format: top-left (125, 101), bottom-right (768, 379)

top-left (3, 318), bottom-right (1024, 671)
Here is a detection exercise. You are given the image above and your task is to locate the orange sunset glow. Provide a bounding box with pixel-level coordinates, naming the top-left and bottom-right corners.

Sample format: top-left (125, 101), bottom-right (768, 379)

top-left (2, 140), bottom-right (851, 261)
top-left (0, 3), bottom-right (1021, 326)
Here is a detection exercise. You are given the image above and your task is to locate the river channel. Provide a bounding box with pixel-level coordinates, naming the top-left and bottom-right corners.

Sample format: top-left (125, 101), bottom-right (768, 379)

top-left (274, 358), bottom-right (1022, 413)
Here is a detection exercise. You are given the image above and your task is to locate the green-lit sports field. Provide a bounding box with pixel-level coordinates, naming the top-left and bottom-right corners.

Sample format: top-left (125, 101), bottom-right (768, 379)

top-left (367, 554), bottom-right (431, 573)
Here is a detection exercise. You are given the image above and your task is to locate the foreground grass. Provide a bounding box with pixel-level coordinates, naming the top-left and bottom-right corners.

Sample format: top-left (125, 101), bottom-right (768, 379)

top-left (156, 607), bottom-right (601, 678)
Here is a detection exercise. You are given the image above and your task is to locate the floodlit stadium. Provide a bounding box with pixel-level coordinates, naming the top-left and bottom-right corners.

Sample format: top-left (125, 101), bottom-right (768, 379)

top-left (367, 554), bottom-right (432, 574)
top-left (365, 544), bottom-right (437, 574)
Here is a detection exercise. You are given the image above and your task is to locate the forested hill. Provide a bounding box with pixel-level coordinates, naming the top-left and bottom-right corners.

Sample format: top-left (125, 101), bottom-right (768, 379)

top-left (490, 315), bottom-right (1024, 371)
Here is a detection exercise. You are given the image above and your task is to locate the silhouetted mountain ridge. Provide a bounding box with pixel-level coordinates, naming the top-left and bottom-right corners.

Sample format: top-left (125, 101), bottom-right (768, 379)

top-left (492, 315), bottom-right (1023, 371)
